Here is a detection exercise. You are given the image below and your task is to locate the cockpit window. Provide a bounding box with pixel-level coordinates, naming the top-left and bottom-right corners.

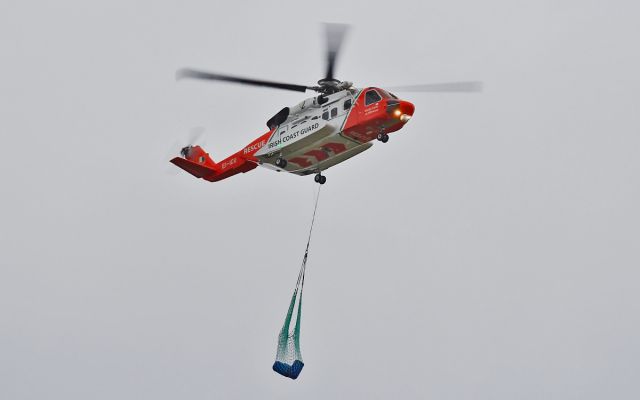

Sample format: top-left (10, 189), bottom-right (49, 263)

top-left (377, 89), bottom-right (398, 99)
top-left (365, 90), bottom-right (382, 105)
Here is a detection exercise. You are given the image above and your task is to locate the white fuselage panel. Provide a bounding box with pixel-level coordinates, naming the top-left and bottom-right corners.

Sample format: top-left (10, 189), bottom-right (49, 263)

top-left (255, 89), bottom-right (367, 174)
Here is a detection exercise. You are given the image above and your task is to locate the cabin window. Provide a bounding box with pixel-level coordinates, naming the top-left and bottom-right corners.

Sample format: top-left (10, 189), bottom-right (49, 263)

top-left (365, 90), bottom-right (382, 105)
top-left (322, 111), bottom-right (329, 120)
top-left (344, 99), bottom-right (352, 110)
top-left (331, 107), bottom-right (338, 118)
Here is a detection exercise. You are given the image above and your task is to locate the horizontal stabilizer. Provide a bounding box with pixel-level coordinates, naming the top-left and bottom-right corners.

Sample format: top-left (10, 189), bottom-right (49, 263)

top-left (170, 157), bottom-right (218, 180)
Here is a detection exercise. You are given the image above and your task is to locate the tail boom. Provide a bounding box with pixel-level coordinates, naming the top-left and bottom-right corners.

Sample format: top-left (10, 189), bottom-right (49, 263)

top-left (170, 132), bottom-right (270, 183)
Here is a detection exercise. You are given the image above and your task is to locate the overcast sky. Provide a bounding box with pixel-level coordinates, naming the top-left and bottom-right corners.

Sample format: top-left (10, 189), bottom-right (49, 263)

top-left (2, 1), bottom-right (639, 399)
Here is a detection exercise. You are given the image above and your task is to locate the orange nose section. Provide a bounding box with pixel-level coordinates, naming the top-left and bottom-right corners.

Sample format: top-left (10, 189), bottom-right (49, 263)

top-left (402, 101), bottom-right (415, 116)
top-left (399, 100), bottom-right (414, 123)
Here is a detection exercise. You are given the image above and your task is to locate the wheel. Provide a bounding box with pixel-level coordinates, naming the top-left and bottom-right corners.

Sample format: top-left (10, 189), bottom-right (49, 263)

top-left (377, 133), bottom-right (384, 141)
top-left (275, 158), bottom-right (287, 168)
top-left (319, 175), bottom-right (327, 185)
top-left (314, 174), bottom-right (321, 183)
top-left (381, 133), bottom-right (389, 143)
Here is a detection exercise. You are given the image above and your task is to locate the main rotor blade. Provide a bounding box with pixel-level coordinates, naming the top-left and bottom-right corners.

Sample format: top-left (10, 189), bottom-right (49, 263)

top-left (385, 81), bottom-right (484, 93)
top-left (177, 68), bottom-right (311, 93)
top-left (324, 23), bottom-right (350, 81)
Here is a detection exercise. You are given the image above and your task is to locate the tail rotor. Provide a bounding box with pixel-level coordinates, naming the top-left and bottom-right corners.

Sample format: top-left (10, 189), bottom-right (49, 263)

top-left (165, 126), bottom-right (206, 174)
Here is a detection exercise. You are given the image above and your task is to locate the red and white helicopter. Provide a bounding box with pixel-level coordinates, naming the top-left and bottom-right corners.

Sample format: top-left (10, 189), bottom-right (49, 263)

top-left (171, 24), bottom-right (481, 185)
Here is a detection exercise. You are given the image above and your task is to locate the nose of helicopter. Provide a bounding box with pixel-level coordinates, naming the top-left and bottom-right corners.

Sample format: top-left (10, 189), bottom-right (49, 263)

top-left (390, 100), bottom-right (414, 124)
top-left (400, 100), bottom-right (415, 123)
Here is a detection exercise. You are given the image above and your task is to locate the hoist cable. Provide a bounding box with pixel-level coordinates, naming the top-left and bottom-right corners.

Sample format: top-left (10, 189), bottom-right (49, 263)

top-left (295, 185), bottom-right (321, 291)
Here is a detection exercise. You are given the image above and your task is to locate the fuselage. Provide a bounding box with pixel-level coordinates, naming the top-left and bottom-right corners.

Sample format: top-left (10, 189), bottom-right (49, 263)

top-left (170, 87), bottom-right (415, 182)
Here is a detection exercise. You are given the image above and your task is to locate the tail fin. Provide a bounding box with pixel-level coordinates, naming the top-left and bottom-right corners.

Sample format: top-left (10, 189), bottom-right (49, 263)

top-left (170, 145), bottom-right (219, 180)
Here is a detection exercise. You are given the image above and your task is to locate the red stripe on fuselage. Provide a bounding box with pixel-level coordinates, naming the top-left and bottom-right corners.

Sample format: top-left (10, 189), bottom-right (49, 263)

top-left (304, 149), bottom-right (328, 162)
top-left (289, 157), bottom-right (312, 167)
top-left (323, 142), bottom-right (347, 154)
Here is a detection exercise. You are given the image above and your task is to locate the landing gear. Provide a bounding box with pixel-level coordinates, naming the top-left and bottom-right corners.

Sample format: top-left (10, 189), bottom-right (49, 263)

top-left (275, 157), bottom-right (287, 168)
top-left (377, 132), bottom-right (389, 143)
top-left (314, 173), bottom-right (326, 185)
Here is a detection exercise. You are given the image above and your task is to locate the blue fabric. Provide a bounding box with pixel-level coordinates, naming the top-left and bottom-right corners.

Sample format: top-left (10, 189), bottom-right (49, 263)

top-left (290, 360), bottom-right (304, 379)
top-left (272, 360), bottom-right (304, 379)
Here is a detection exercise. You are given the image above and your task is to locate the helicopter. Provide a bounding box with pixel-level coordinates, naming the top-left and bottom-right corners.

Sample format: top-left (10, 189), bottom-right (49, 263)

top-left (171, 24), bottom-right (482, 185)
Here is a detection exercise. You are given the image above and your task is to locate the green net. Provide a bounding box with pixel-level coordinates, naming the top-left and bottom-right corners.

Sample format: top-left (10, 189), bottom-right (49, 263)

top-left (274, 255), bottom-right (306, 365)
top-left (272, 187), bottom-right (320, 380)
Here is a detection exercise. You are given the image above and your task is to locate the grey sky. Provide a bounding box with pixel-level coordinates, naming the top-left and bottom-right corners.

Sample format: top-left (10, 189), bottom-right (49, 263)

top-left (1, 1), bottom-right (639, 399)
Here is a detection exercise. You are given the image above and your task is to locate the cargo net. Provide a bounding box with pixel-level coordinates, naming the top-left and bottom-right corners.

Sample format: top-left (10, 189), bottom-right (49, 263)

top-left (272, 258), bottom-right (306, 379)
top-left (272, 187), bottom-right (320, 380)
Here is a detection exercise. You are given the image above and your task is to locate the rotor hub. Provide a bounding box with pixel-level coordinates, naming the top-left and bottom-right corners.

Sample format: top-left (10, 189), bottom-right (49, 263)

top-left (180, 146), bottom-right (192, 158)
top-left (314, 79), bottom-right (353, 94)
top-left (317, 78), bottom-right (341, 86)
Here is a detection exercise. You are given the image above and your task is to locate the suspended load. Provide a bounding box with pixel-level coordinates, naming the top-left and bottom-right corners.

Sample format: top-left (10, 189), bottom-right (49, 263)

top-left (272, 260), bottom-right (306, 379)
top-left (272, 187), bottom-right (321, 380)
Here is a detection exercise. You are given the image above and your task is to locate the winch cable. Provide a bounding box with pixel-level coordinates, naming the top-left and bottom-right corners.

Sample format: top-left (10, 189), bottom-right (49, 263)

top-left (272, 185), bottom-right (321, 380)
top-left (299, 184), bottom-right (321, 287)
